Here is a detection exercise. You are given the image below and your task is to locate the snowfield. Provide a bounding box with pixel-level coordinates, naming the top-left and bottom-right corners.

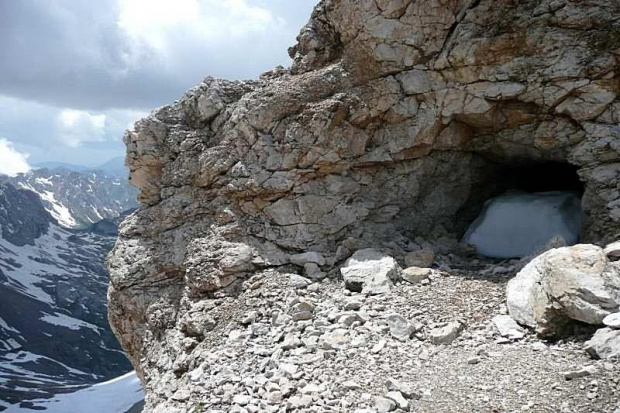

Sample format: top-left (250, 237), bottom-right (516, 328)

top-left (2, 372), bottom-right (144, 413)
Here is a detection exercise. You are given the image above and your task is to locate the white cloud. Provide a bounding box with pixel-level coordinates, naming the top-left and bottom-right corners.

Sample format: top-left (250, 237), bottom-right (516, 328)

top-left (0, 138), bottom-right (31, 176)
top-left (117, 0), bottom-right (278, 57)
top-left (58, 109), bottom-right (107, 147)
top-left (0, 1), bottom-right (317, 165)
top-left (0, 94), bottom-right (151, 165)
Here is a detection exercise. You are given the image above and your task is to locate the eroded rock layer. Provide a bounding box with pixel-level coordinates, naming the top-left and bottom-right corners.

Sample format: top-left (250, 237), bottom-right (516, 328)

top-left (108, 0), bottom-right (620, 411)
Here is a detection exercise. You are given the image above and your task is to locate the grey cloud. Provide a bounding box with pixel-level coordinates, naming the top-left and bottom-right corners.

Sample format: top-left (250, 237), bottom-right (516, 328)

top-left (0, 0), bottom-right (317, 165)
top-left (0, 95), bottom-right (147, 165)
top-left (0, 0), bottom-right (317, 111)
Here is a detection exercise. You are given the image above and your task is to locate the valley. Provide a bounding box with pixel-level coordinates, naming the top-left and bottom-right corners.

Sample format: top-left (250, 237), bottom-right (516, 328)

top-left (0, 167), bottom-right (142, 411)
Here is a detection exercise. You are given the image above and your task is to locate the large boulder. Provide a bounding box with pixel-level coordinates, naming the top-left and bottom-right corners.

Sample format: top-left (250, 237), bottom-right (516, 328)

top-left (507, 244), bottom-right (620, 337)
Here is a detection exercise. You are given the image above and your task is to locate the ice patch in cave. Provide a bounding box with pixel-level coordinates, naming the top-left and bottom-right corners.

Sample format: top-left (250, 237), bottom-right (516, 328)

top-left (462, 191), bottom-right (583, 259)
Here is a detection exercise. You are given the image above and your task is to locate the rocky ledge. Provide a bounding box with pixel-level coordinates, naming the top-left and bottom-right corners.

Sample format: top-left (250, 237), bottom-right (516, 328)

top-left (111, 244), bottom-right (620, 412)
top-left (107, 0), bottom-right (620, 411)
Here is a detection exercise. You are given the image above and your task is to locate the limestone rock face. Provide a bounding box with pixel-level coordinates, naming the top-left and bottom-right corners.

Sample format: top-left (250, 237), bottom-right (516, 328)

top-left (107, 0), bottom-right (620, 410)
top-left (507, 244), bottom-right (620, 336)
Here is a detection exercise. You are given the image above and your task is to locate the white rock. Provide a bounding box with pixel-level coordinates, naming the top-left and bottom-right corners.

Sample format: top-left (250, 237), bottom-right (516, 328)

top-left (429, 321), bottom-right (463, 345)
top-left (279, 363), bottom-right (298, 376)
top-left (401, 267), bottom-right (431, 284)
top-left (241, 311), bottom-right (258, 325)
top-left (196, 90), bottom-right (224, 121)
top-left (603, 313), bottom-right (620, 329)
top-left (365, 272), bottom-right (394, 295)
top-left (172, 389), bottom-right (190, 401)
top-left (342, 380), bottom-right (361, 390)
top-left (585, 328), bottom-right (620, 359)
top-left (288, 394), bottom-right (313, 409)
top-left (374, 396), bottom-right (396, 412)
top-left (385, 391), bottom-right (409, 410)
top-left (344, 298), bottom-right (363, 311)
top-left (386, 314), bottom-right (418, 341)
top-left (281, 334), bottom-right (302, 350)
top-left (322, 329), bottom-right (349, 350)
top-left (385, 378), bottom-right (419, 400)
top-left (233, 394), bottom-right (251, 406)
top-left (507, 244), bottom-right (620, 337)
top-left (467, 357), bottom-right (480, 365)
top-left (338, 312), bottom-right (365, 326)
top-left (288, 273), bottom-right (311, 289)
top-left (271, 312), bottom-right (292, 326)
top-left (340, 249), bottom-right (402, 294)
top-left (266, 391), bottom-right (283, 404)
top-left (492, 315), bottom-right (525, 340)
top-left (604, 241), bottom-right (620, 259)
top-left (290, 251), bottom-right (326, 266)
top-left (372, 339), bottom-right (387, 354)
top-left (301, 383), bottom-right (325, 394)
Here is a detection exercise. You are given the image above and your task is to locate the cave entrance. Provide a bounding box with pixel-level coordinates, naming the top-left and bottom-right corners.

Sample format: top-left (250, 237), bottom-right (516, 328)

top-left (494, 162), bottom-right (584, 194)
top-left (460, 160), bottom-right (585, 259)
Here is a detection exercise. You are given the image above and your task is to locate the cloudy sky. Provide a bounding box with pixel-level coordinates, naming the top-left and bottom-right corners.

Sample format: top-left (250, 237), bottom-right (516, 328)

top-left (0, 0), bottom-right (317, 174)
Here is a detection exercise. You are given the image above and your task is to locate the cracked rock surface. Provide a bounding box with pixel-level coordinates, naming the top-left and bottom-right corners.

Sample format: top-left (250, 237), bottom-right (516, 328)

top-left (107, 0), bottom-right (620, 411)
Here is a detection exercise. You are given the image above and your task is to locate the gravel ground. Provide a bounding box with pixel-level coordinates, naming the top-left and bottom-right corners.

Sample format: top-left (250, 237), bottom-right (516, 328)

top-left (154, 254), bottom-right (620, 413)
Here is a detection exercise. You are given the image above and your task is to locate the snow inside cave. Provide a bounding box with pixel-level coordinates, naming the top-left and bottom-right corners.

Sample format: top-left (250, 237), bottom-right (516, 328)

top-left (462, 190), bottom-right (583, 259)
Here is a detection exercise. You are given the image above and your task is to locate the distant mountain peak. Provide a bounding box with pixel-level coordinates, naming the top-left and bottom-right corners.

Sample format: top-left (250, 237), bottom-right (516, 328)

top-left (33, 161), bottom-right (90, 173)
top-left (33, 156), bottom-right (127, 176)
top-left (7, 167), bottom-right (138, 229)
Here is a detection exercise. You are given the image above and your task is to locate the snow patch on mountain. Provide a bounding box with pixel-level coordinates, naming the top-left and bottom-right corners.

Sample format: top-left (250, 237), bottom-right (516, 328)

top-left (7, 168), bottom-right (138, 229)
top-left (0, 318), bottom-right (19, 334)
top-left (2, 371), bottom-right (143, 413)
top-left (40, 312), bottom-right (101, 333)
top-left (2, 351), bottom-right (92, 378)
top-left (37, 189), bottom-right (77, 228)
top-left (0, 225), bottom-right (78, 304)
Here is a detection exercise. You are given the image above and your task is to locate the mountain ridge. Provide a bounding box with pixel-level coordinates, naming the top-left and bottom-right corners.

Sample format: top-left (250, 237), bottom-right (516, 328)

top-left (33, 156), bottom-right (127, 175)
top-left (6, 167), bottom-right (138, 229)
top-left (0, 181), bottom-right (135, 407)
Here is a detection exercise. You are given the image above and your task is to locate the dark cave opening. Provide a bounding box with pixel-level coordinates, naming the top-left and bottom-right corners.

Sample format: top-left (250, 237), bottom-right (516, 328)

top-left (456, 160), bottom-right (586, 258)
top-left (495, 161), bottom-right (585, 194)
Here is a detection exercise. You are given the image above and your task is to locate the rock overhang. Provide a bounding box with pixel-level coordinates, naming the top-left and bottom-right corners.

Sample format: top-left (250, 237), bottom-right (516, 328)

top-left (107, 0), bottom-right (620, 409)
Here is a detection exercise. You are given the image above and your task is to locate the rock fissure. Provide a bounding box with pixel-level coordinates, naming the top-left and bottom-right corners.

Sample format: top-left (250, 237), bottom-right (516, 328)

top-left (436, 0), bottom-right (483, 61)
